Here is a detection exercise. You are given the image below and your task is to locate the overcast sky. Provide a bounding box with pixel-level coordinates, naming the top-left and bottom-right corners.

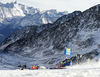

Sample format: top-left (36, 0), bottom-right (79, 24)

top-left (0, 0), bottom-right (100, 13)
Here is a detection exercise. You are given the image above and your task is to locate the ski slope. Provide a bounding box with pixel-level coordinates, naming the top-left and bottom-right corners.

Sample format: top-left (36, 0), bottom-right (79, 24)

top-left (0, 66), bottom-right (100, 77)
top-left (0, 59), bottom-right (100, 77)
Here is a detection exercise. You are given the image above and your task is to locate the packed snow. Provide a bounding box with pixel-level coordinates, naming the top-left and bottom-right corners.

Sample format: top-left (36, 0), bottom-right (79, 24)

top-left (0, 68), bottom-right (99, 77)
top-left (0, 60), bottom-right (100, 77)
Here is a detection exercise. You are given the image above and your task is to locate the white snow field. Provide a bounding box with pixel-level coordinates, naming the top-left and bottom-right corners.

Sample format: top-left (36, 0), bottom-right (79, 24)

top-left (0, 59), bottom-right (100, 77)
top-left (0, 67), bottom-right (100, 77)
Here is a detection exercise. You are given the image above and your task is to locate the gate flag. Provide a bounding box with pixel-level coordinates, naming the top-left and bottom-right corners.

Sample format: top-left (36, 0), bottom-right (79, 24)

top-left (64, 47), bottom-right (71, 55)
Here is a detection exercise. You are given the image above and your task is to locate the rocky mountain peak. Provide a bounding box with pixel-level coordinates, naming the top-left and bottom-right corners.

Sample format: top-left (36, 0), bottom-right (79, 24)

top-left (0, 1), bottom-right (68, 43)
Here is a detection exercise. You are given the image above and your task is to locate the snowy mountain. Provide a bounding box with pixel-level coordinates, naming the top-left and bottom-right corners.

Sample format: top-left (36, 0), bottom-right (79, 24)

top-left (0, 1), bottom-right (40, 25)
top-left (0, 4), bottom-right (100, 68)
top-left (0, 1), bottom-right (68, 43)
top-left (0, 11), bottom-right (81, 52)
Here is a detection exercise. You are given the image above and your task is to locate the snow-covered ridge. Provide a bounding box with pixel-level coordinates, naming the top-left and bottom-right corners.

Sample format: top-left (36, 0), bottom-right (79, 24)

top-left (0, 11), bottom-right (81, 50)
top-left (0, 1), bottom-right (40, 15)
top-left (0, 1), bottom-right (68, 43)
top-left (0, 1), bottom-right (68, 26)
